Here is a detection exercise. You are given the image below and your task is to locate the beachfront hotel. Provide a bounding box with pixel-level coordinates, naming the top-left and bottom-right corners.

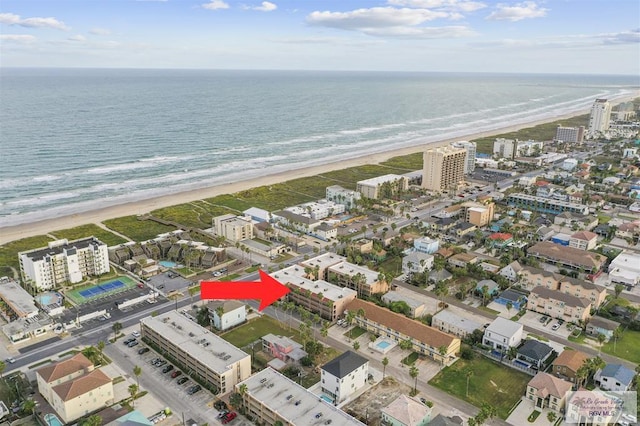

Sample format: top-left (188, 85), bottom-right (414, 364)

top-left (326, 185), bottom-right (362, 210)
top-left (554, 125), bottom-right (585, 144)
top-left (589, 98), bottom-right (612, 133)
top-left (236, 367), bottom-right (365, 426)
top-left (421, 146), bottom-right (466, 192)
top-left (212, 214), bottom-right (254, 242)
top-left (19, 237), bottom-right (110, 292)
top-left (450, 140), bottom-right (477, 174)
top-left (356, 174), bottom-right (409, 199)
top-left (140, 310), bottom-right (251, 395)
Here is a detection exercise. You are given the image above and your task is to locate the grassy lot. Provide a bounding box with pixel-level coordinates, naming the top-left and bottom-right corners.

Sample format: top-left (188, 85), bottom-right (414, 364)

top-left (401, 352), bottom-right (420, 365)
top-left (429, 356), bottom-right (531, 419)
top-left (602, 328), bottom-right (640, 363)
top-left (221, 315), bottom-right (296, 348)
top-left (376, 256), bottom-right (403, 278)
top-left (471, 114), bottom-right (589, 155)
top-left (344, 326), bottom-right (367, 339)
top-left (50, 224), bottom-right (128, 246)
top-left (103, 215), bottom-right (176, 241)
top-left (150, 202), bottom-right (235, 229)
top-left (0, 235), bottom-right (54, 277)
top-left (479, 306), bottom-right (500, 315)
top-left (233, 185), bottom-right (316, 211)
top-left (380, 152), bottom-right (423, 171)
top-left (203, 193), bottom-right (254, 213)
top-left (321, 164), bottom-right (400, 189)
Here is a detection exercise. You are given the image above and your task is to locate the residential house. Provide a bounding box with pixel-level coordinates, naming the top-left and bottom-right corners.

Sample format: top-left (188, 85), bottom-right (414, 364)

top-left (516, 340), bottom-right (555, 369)
top-left (476, 279), bottom-right (500, 297)
top-left (345, 299), bottom-right (460, 365)
top-left (321, 351), bottom-right (369, 404)
top-left (552, 350), bottom-right (589, 383)
top-left (402, 251), bottom-right (434, 275)
top-left (432, 310), bottom-right (482, 338)
top-left (382, 292), bottom-right (427, 319)
top-left (413, 237), bottom-right (440, 254)
top-left (527, 286), bottom-right (592, 322)
top-left (313, 222), bottom-right (337, 241)
top-left (499, 261), bottom-right (523, 282)
top-left (488, 233), bottom-right (513, 248)
top-left (565, 389), bottom-right (618, 426)
top-left (585, 316), bottom-right (620, 342)
top-left (615, 222), bottom-right (640, 240)
top-left (272, 210), bottom-right (320, 235)
top-left (495, 289), bottom-right (527, 311)
top-left (36, 353), bottom-right (113, 424)
top-left (569, 231), bottom-right (598, 251)
top-left (594, 364), bottom-right (635, 392)
top-left (447, 253), bottom-right (479, 268)
top-left (429, 415), bottom-right (465, 426)
top-left (428, 269), bottom-right (453, 284)
top-left (262, 334), bottom-right (307, 364)
top-left (206, 300), bottom-right (246, 331)
top-left (433, 218), bottom-right (457, 233)
top-left (483, 317), bottom-right (523, 351)
top-left (608, 251), bottom-right (640, 286)
top-left (527, 241), bottom-right (606, 273)
top-left (452, 222), bottom-right (477, 237)
top-left (380, 395), bottom-right (432, 426)
top-left (526, 372), bottom-right (573, 412)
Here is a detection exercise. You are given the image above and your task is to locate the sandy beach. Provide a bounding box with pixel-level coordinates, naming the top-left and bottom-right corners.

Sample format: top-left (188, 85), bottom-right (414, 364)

top-left (1, 93), bottom-right (637, 246)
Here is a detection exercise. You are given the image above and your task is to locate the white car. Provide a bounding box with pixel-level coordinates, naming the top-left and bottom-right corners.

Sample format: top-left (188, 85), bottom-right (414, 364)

top-left (6, 357), bottom-right (15, 364)
top-left (551, 323), bottom-right (560, 331)
top-left (132, 331), bottom-right (141, 338)
top-left (622, 414), bottom-right (637, 423)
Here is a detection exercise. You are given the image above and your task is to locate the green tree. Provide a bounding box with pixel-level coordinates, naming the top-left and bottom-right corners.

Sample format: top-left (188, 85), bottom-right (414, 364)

top-left (320, 322), bottom-right (329, 339)
top-left (197, 305), bottom-right (211, 327)
top-left (435, 285), bottom-right (448, 311)
top-left (409, 365), bottom-right (419, 394)
top-left (112, 322), bottom-right (123, 340)
top-left (79, 415), bottom-right (103, 426)
top-left (505, 301), bottom-right (513, 317)
top-left (382, 357), bottom-right (389, 379)
top-left (353, 341), bottom-right (360, 351)
top-left (596, 333), bottom-right (606, 355)
top-left (547, 411), bottom-right (557, 423)
top-left (229, 392), bottom-right (243, 409)
top-left (0, 360), bottom-right (5, 382)
top-left (133, 365), bottom-right (142, 388)
top-left (22, 399), bottom-right (36, 416)
top-left (614, 284), bottom-right (624, 299)
top-left (96, 340), bottom-right (105, 363)
top-left (128, 383), bottom-right (139, 408)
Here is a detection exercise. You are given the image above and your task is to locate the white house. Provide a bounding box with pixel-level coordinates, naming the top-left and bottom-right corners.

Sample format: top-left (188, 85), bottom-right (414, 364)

top-left (483, 317), bottom-right (523, 351)
top-left (321, 351), bottom-right (369, 404)
top-left (608, 251), bottom-right (640, 286)
top-left (413, 237), bottom-right (440, 254)
top-left (499, 261), bottom-right (523, 282)
top-left (595, 364), bottom-right (635, 392)
top-left (381, 395), bottom-right (432, 426)
top-left (206, 300), bottom-right (246, 331)
top-left (402, 251), bottom-right (434, 275)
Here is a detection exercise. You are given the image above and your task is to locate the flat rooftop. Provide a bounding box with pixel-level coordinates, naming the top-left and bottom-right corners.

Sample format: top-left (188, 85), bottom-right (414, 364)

top-left (300, 253), bottom-right (346, 271)
top-left (20, 237), bottom-right (105, 261)
top-left (357, 174), bottom-right (405, 186)
top-left (272, 273), bottom-right (357, 303)
top-left (433, 310), bottom-right (482, 334)
top-left (140, 311), bottom-right (249, 374)
top-left (329, 261), bottom-right (379, 284)
top-left (0, 278), bottom-right (38, 318)
top-left (239, 368), bottom-right (365, 426)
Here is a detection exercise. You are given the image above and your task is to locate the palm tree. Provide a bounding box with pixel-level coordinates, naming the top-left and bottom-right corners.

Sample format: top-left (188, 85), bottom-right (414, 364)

top-left (188, 286), bottom-right (199, 304)
top-left (215, 305), bottom-right (225, 329)
top-left (320, 323), bottom-right (329, 339)
top-left (133, 365), bottom-right (142, 388)
top-left (438, 345), bottom-right (448, 367)
top-left (465, 369), bottom-right (474, 397)
top-left (346, 310), bottom-right (356, 341)
top-left (596, 333), bottom-right (606, 355)
top-left (80, 415), bottom-right (103, 426)
top-left (128, 383), bottom-right (139, 408)
top-left (435, 285), bottom-right (448, 311)
top-left (505, 301), bottom-right (513, 317)
top-left (112, 322), bottom-right (123, 340)
top-left (22, 399), bottom-right (36, 416)
top-left (409, 365), bottom-right (419, 394)
top-left (97, 340), bottom-right (105, 364)
top-left (612, 327), bottom-right (621, 353)
top-left (576, 364), bottom-right (589, 388)
top-left (353, 341), bottom-right (360, 351)
top-left (481, 285), bottom-right (490, 307)
top-left (382, 357), bottom-right (389, 379)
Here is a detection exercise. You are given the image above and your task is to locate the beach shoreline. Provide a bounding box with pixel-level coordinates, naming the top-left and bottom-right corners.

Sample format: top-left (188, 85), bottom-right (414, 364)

top-left (2, 93), bottom-right (637, 246)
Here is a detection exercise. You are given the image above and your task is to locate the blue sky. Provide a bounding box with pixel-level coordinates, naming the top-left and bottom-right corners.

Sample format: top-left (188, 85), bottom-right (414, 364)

top-left (1, 0), bottom-right (639, 74)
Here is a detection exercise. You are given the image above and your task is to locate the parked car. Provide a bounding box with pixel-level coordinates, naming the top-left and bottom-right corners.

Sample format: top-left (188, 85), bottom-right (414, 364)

top-left (162, 365), bottom-right (174, 374)
top-left (154, 360), bottom-right (167, 367)
top-left (124, 338), bottom-right (136, 345)
top-left (551, 323), bottom-right (560, 331)
top-left (131, 331), bottom-right (141, 338)
top-left (187, 385), bottom-right (201, 395)
top-left (177, 377), bottom-right (189, 385)
top-left (5, 357), bottom-right (15, 364)
top-left (138, 347), bottom-right (150, 355)
top-left (214, 401), bottom-right (228, 411)
top-left (221, 412), bottom-right (237, 424)
top-left (127, 340), bottom-right (139, 347)
top-left (171, 370), bottom-right (182, 378)
top-left (151, 358), bottom-right (162, 365)
top-left (217, 411), bottom-right (229, 419)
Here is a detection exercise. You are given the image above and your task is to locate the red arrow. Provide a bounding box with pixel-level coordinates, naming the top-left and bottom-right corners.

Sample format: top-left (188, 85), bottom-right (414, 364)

top-left (200, 270), bottom-right (290, 311)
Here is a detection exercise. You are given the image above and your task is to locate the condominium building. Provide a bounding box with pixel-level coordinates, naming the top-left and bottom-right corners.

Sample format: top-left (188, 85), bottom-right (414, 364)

top-left (321, 351), bottom-right (369, 404)
top-left (299, 253), bottom-right (346, 280)
top-left (450, 140), bottom-right (477, 174)
top-left (271, 267), bottom-right (357, 321)
top-left (493, 138), bottom-right (517, 159)
top-left (519, 266), bottom-right (607, 308)
top-left (555, 126), bottom-right (585, 143)
top-left (212, 214), bottom-right (253, 242)
top-left (284, 200), bottom-right (345, 220)
top-left (20, 237), bottom-right (110, 292)
top-left (345, 299), bottom-right (460, 364)
top-left (0, 277), bottom-right (39, 321)
top-left (326, 185), bottom-right (362, 210)
top-left (422, 146), bottom-right (466, 192)
top-left (527, 241), bottom-right (606, 273)
top-left (327, 261), bottom-right (389, 297)
top-left (460, 201), bottom-right (495, 227)
top-left (589, 99), bottom-right (612, 133)
top-left (356, 174), bottom-right (409, 200)
top-left (506, 193), bottom-right (589, 215)
top-left (140, 311), bottom-right (251, 395)
top-left (608, 251), bottom-right (640, 286)
top-left (527, 286), bottom-right (592, 322)
top-left (237, 368), bottom-right (365, 426)
top-left (36, 353), bottom-right (113, 424)
top-left (432, 310), bottom-right (482, 338)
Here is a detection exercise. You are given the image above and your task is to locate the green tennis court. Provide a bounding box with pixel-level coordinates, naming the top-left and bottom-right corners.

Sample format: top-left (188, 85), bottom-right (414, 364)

top-left (66, 275), bottom-right (136, 305)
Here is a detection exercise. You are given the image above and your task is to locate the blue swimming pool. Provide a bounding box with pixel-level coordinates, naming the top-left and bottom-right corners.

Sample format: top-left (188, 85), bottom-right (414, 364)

top-left (44, 413), bottom-right (64, 426)
top-left (514, 360), bottom-right (531, 368)
top-left (320, 395), bottom-right (333, 404)
top-left (159, 260), bottom-right (178, 267)
top-left (376, 341), bottom-right (391, 349)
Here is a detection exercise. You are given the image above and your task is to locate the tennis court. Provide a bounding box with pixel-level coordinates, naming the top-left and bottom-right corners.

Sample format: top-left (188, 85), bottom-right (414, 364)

top-left (66, 276), bottom-right (136, 305)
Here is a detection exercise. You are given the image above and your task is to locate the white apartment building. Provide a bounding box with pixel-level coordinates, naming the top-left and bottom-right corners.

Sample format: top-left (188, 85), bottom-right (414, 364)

top-left (140, 311), bottom-right (251, 395)
top-left (432, 310), bottom-right (483, 338)
top-left (285, 200), bottom-right (345, 220)
top-left (20, 237), bottom-right (110, 292)
top-left (589, 99), bottom-right (612, 133)
top-left (206, 300), bottom-right (246, 331)
top-left (356, 174), bottom-right (409, 200)
top-left (326, 185), bottom-right (362, 210)
top-left (321, 351), bottom-right (369, 404)
top-left (608, 251), bottom-right (640, 286)
top-left (483, 317), bottom-right (523, 351)
top-left (212, 214), bottom-right (253, 242)
top-left (451, 140), bottom-right (477, 174)
top-left (555, 126), bottom-right (584, 143)
top-left (402, 251), bottom-right (434, 275)
top-left (422, 146), bottom-right (466, 191)
top-left (493, 138), bottom-right (543, 159)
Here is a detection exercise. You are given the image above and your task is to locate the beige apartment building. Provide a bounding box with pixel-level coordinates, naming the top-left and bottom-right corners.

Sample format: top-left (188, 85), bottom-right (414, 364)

top-left (356, 174), bottom-right (409, 200)
top-left (140, 311), bottom-right (251, 395)
top-left (327, 261), bottom-right (389, 297)
top-left (527, 286), bottom-right (592, 323)
top-left (422, 146), bottom-right (466, 192)
top-left (36, 353), bottom-right (113, 424)
top-left (460, 201), bottom-right (495, 227)
top-left (212, 214), bottom-right (253, 242)
top-left (519, 266), bottom-right (606, 308)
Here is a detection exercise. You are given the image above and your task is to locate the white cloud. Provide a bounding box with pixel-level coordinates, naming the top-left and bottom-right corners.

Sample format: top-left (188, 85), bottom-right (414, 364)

top-left (486, 1), bottom-right (548, 22)
top-left (254, 1), bottom-right (277, 12)
top-left (0, 34), bottom-right (37, 43)
top-left (307, 7), bottom-right (450, 29)
top-left (364, 25), bottom-right (474, 38)
top-left (387, 0), bottom-right (487, 12)
top-left (0, 12), bottom-right (70, 30)
top-left (89, 28), bottom-right (111, 36)
top-left (470, 29), bottom-right (640, 49)
top-left (202, 0), bottom-right (230, 10)
top-left (68, 34), bottom-right (86, 42)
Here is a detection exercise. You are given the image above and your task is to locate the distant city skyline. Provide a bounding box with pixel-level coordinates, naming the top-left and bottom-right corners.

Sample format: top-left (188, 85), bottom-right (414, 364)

top-left (1, 0), bottom-right (639, 74)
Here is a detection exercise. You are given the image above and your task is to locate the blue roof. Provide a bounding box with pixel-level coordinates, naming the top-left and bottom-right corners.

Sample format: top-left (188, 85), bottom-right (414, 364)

top-left (600, 364), bottom-right (635, 386)
top-left (113, 410), bottom-right (154, 426)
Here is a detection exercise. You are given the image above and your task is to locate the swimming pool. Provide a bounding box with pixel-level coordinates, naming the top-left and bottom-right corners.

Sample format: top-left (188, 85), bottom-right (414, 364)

top-left (159, 260), bottom-right (177, 268)
top-left (320, 395), bottom-right (334, 404)
top-left (514, 360), bottom-right (531, 369)
top-left (376, 341), bottom-right (391, 350)
top-left (44, 413), bottom-right (64, 426)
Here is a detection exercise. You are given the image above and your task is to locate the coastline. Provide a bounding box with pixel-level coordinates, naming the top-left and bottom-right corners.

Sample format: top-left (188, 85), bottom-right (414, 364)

top-left (2, 93), bottom-right (637, 246)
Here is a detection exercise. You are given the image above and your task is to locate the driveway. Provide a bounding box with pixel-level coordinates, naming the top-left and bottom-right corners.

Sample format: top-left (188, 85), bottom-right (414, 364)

top-left (506, 397), bottom-right (559, 426)
top-left (518, 311), bottom-right (573, 339)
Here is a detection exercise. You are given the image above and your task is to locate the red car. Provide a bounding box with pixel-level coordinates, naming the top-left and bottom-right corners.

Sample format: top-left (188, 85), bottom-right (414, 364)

top-left (137, 283), bottom-right (144, 288)
top-left (222, 412), bottom-right (237, 424)
top-left (171, 370), bottom-right (182, 378)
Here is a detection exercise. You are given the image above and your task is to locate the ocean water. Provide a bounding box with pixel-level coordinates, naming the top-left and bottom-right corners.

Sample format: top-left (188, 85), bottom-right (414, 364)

top-left (1, 69), bottom-right (638, 227)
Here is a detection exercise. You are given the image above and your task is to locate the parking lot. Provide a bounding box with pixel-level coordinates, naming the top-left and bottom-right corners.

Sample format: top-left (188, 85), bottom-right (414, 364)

top-left (147, 272), bottom-right (193, 295)
top-left (518, 311), bottom-right (574, 339)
